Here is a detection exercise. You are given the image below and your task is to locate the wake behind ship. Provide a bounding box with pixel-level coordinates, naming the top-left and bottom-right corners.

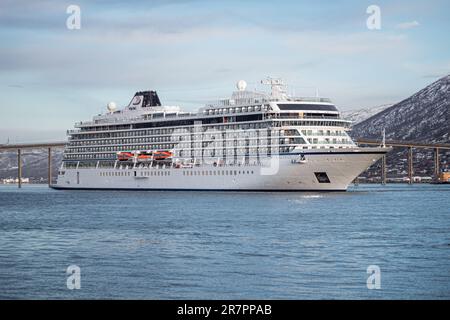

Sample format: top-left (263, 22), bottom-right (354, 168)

top-left (53, 78), bottom-right (390, 191)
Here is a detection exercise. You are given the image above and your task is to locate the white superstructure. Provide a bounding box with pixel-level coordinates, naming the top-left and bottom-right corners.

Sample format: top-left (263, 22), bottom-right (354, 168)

top-left (54, 78), bottom-right (390, 191)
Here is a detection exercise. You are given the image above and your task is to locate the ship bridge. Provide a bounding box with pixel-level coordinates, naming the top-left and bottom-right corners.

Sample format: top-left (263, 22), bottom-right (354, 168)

top-left (201, 77), bottom-right (340, 119)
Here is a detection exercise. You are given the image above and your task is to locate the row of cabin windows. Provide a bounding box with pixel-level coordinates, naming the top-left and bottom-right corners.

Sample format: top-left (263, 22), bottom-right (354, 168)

top-left (139, 171), bottom-right (170, 177)
top-left (300, 129), bottom-right (347, 137)
top-left (276, 120), bottom-right (351, 128)
top-left (203, 105), bottom-right (269, 115)
top-left (65, 154), bottom-right (115, 160)
top-left (72, 122), bottom-right (270, 140)
top-left (68, 144), bottom-right (175, 153)
top-left (73, 118), bottom-right (350, 139)
top-left (64, 142), bottom-right (353, 161)
top-left (64, 145), bottom-right (294, 157)
top-left (70, 132), bottom-right (265, 147)
top-left (183, 170), bottom-right (254, 176)
top-left (306, 138), bottom-right (352, 144)
top-left (68, 136), bottom-right (296, 152)
top-left (100, 171), bottom-right (132, 177)
top-left (70, 131), bottom-right (276, 147)
top-left (176, 147), bottom-right (293, 157)
top-left (98, 170), bottom-right (253, 177)
top-left (65, 145), bottom-right (348, 160)
top-left (71, 136), bottom-right (173, 146)
top-left (81, 113), bottom-right (264, 132)
top-left (99, 171), bottom-right (170, 177)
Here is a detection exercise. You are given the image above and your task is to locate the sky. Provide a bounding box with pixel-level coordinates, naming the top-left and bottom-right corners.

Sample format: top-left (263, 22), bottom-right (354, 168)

top-left (0, 0), bottom-right (449, 142)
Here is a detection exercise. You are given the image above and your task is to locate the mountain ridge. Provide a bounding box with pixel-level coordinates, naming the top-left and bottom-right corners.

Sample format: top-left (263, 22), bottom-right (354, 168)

top-left (351, 75), bottom-right (449, 143)
top-left (342, 104), bottom-right (392, 125)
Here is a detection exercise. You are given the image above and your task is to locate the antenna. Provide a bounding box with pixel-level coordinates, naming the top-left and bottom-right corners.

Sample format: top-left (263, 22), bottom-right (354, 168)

top-left (261, 77), bottom-right (287, 99)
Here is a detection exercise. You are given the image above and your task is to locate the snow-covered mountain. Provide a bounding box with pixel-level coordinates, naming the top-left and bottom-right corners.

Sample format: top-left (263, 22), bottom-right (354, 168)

top-left (342, 104), bottom-right (392, 125)
top-left (0, 149), bottom-right (64, 181)
top-left (350, 75), bottom-right (450, 180)
top-left (351, 75), bottom-right (450, 143)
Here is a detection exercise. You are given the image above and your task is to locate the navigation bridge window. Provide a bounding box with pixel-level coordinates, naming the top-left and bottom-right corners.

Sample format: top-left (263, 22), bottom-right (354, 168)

top-left (277, 104), bottom-right (338, 111)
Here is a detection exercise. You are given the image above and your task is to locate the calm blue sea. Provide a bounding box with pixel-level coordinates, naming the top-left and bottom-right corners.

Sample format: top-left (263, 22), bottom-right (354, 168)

top-left (0, 184), bottom-right (449, 299)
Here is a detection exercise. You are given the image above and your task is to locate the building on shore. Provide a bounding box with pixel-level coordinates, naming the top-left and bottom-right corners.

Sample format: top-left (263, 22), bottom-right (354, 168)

top-left (2, 177), bottom-right (30, 184)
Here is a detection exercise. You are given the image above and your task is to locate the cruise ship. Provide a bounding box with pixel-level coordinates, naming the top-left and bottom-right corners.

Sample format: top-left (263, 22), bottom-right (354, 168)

top-left (53, 78), bottom-right (390, 191)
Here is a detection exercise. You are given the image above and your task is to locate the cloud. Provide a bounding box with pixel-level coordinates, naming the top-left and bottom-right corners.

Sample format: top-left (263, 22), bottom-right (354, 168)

top-left (0, 0), bottom-right (447, 137)
top-left (396, 21), bottom-right (420, 30)
top-left (0, 0), bottom-right (207, 31)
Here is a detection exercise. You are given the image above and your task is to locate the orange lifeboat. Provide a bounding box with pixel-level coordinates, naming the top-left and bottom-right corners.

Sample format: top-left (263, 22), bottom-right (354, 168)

top-left (117, 152), bottom-right (134, 161)
top-left (136, 151), bottom-right (153, 161)
top-left (153, 150), bottom-right (172, 160)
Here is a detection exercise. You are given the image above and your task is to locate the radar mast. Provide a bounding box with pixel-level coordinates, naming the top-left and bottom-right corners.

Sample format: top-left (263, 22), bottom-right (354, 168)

top-left (261, 77), bottom-right (287, 100)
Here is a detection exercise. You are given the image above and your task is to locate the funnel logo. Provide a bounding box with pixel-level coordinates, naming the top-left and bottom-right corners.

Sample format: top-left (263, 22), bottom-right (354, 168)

top-left (132, 96), bottom-right (142, 105)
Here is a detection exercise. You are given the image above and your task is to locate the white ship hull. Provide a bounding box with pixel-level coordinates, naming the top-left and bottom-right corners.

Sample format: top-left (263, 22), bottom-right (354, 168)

top-left (53, 148), bottom-right (388, 191)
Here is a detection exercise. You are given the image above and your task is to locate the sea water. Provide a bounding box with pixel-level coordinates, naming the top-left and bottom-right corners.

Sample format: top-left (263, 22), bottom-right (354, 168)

top-left (0, 184), bottom-right (449, 299)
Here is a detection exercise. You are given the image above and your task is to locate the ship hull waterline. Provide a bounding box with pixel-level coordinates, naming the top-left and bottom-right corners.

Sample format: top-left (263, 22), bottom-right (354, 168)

top-left (52, 148), bottom-right (389, 191)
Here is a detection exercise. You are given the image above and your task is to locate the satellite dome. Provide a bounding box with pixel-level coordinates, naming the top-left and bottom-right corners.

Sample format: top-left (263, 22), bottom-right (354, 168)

top-left (107, 102), bottom-right (117, 112)
top-left (236, 80), bottom-right (247, 91)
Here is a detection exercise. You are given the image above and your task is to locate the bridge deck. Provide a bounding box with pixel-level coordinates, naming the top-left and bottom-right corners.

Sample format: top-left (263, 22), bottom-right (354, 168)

top-left (356, 139), bottom-right (450, 149)
top-left (0, 139), bottom-right (448, 187)
top-left (0, 142), bottom-right (66, 151)
top-left (1, 140), bottom-right (449, 151)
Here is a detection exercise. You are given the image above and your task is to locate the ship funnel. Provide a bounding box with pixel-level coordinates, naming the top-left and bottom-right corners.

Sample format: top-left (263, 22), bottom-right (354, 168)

top-left (128, 90), bottom-right (161, 109)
